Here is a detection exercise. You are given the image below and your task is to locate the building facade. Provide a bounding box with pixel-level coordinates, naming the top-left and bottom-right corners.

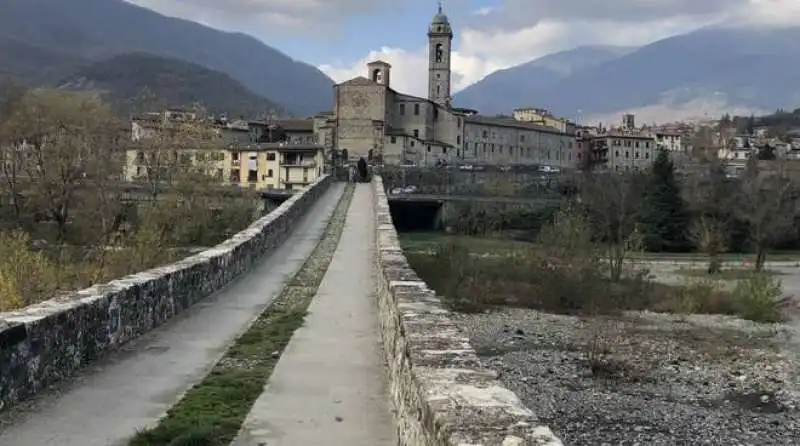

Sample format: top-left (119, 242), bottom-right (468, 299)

top-left (331, 6), bottom-right (577, 168)
top-left (125, 116), bottom-right (325, 191)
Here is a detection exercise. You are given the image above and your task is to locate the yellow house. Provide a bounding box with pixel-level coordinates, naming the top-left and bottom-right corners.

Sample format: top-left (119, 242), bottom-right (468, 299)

top-left (229, 143), bottom-right (325, 190)
top-left (125, 143), bottom-right (325, 191)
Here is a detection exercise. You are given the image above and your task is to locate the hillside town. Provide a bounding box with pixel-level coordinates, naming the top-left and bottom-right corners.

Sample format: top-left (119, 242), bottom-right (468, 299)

top-left (121, 1), bottom-right (800, 185)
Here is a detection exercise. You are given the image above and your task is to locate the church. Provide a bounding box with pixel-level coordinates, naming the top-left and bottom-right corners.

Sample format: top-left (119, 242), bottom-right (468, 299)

top-left (331, 5), bottom-right (578, 167)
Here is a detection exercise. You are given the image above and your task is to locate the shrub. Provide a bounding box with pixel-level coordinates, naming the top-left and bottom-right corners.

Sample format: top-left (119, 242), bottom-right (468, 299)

top-left (731, 275), bottom-right (784, 323)
top-left (0, 230), bottom-right (57, 311)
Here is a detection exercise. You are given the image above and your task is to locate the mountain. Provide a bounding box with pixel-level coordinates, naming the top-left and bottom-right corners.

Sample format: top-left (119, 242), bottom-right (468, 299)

top-left (57, 53), bottom-right (283, 118)
top-left (0, 38), bottom-right (87, 85)
top-left (0, 0), bottom-right (334, 116)
top-left (454, 45), bottom-right (636, 115)
top-left (455, 26), bottom-right (800, 123)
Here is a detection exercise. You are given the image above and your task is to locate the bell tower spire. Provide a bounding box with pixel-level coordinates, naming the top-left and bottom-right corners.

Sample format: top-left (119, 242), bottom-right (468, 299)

top-left (428, 3), bottom-right (453, 108)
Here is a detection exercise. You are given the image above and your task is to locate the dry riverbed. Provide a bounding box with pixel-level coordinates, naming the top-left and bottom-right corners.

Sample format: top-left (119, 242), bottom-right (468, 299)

top-left (453, 308), bottom-right (800, 445)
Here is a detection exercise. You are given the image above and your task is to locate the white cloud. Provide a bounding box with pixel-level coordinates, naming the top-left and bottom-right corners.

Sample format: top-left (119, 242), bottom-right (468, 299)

top-left (320, 0), bottom-right (800, 103)
top-left (472, 7), bottom-right (494, 16)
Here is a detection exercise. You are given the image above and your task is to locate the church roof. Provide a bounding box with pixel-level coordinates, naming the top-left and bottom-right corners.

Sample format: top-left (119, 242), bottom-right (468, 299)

top-left (367, 60), bottom-right (391, 67)
top-left (336, 76), bottom-right (379, 87)
top-left (432, 2), bottom-right (449, 24)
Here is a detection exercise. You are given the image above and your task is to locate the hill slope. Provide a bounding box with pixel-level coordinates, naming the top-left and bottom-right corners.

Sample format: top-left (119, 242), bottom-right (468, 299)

top-left (57, 53), bottom-right (283, 118)
top-left (0, 0), bottom-right (334, 116)
top-left (454, 45), bottom-right (636, 116)
top-left (455, 26), bottom-right (800, 122)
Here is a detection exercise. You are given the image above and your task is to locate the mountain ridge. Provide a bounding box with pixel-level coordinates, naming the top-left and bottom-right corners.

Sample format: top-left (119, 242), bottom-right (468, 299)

top-left (454, 26), bottom-right (800, 123)
top-left (0, 0), bottom-right (335, 116)
top-left (56, 52), bottom-right (284, 118)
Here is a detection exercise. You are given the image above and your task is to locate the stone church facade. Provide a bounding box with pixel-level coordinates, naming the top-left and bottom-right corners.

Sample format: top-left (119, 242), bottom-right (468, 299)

top-left (330, 6), bottom-right (578, 167)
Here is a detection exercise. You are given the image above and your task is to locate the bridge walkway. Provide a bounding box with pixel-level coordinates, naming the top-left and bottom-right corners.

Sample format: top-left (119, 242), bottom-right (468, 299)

top-left (0, 183), bottom-right (346, 446)
top-left (233, 183), bottom-right (395, 445)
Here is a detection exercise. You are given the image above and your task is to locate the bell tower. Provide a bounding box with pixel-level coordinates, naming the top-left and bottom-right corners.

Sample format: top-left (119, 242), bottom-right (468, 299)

top-left (428, 2), bottom-right (453, 108)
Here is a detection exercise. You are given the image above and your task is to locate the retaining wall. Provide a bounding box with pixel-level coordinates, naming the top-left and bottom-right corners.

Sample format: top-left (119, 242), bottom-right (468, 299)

top-left (0, 175), bottom-right (332, 412)
top-left (372, 175), bottom-right (563, 446)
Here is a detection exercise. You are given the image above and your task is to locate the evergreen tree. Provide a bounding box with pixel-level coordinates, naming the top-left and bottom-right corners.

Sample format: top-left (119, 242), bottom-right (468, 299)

top-left (640, 150), bottom-right (691, 252)
top-left (757, 144), bottom-right (776, 160)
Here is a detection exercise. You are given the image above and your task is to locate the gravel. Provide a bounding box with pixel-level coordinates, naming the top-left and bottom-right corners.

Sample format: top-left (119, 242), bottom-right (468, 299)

top-left (453, 308), bottom-right (800, 445)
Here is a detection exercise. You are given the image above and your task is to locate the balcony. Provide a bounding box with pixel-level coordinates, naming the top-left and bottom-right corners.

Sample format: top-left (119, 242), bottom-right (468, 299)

top-left (279, 159), bottom-right (316, 168)
top-left (281, 178), bottom-right (313, 185)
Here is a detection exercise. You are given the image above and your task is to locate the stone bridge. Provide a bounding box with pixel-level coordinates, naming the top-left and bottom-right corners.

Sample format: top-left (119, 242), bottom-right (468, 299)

top-left (0, 176), bottom-right (562, 445)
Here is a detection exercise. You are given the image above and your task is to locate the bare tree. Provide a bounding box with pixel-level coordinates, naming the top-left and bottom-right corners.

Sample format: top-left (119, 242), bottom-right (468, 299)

top-left (684, 151), bottom-right (736, 274)
top-left (131, 107), bottom-right (221, 199)
top-left (578, 172), bottom-right (645, 281)
top-left (736, 157), bottom-right (799, 271)
top-left (0, 90), bottom-right (120, 243)
top-left (0, 82), bottom-right (29, 224)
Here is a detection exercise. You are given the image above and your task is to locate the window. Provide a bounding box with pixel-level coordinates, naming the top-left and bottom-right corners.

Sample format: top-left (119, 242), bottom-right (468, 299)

top-left (399, 104), bottom-right (405, 115)
top-left (625, 151), bottom-right (629, 158)
top-left (520, 135), bottom-right (525, 142)
top-left (410, 141), bottom-right (415, 147)
top-left (414, 103), bottom-right (420, 115)
top-left (266, 153), bottom-right (276, 161)
top-left (413, 129), bottom-right (419, 138)
top-left (482, 130), bottom-right (488, 138)
top-left (436, 85), bottom-right (440, 95)
top-left (456, 135), bottom-right (460, 144)
top-left (635, 142), bottom-right (640, 148)
top-left (427, 145), bottom-right (431, 152)
top-left (390, 136), bottom-right (397, 144)
top-left (435, 43), bottom-right (443, 62)
top-left (228, 169), bottom-right (238, 182)
top-left (443, 147), bottom-right (447, 154)
top-left (267, 169), bottom-right (273, 178)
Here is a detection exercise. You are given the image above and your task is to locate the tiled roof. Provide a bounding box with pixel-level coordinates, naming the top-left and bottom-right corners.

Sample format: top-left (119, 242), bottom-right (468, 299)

top-left (228, 142), bottom-right (324, 152)
top-left (464, 115), bottom-right (568, 135)
top-left (336, 76), bottom-right (380, 87)
top-left (275, 119), bottom-right (314, 132)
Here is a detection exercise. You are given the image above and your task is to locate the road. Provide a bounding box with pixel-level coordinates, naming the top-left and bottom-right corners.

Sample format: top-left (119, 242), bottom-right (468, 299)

top-left (0, 184), bottom-right (345, 446)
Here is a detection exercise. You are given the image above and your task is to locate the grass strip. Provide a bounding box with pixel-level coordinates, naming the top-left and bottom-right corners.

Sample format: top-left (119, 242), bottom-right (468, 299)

top-left (129, 184), bottom-right (355, 446)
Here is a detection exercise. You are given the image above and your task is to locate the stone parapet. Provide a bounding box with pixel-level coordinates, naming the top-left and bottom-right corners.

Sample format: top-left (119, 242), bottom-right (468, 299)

top-left (372, 175), bottom-right (563, 445)
top-left (0, 176), bottom-right (332, 412)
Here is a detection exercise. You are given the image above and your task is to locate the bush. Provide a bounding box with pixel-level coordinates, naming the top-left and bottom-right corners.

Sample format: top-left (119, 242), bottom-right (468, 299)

top-left (731, 275), bottom-right (784, 323)
top-left (0, 230), bottom-right (56, 311)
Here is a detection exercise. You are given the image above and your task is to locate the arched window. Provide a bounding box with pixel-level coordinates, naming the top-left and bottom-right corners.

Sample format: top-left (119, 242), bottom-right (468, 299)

top-left (372, 69), bottom-right (383, 83)
top-left (435, 43), bottom-right (443, 62)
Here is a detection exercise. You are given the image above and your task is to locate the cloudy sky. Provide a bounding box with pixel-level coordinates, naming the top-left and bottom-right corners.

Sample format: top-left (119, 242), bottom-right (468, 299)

top-left (127, 0), bottom-right (800, 97)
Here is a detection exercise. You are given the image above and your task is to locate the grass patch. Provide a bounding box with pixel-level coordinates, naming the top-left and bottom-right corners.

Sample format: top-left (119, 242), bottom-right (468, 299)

top-left (399, 231), bottom-right (534, 255)
top-left (128, 184), bottom-right (355, 446)
top-left (398, 232), bottom-right (800, 262)
top-left (405, 240), bottom-right (786, 323)
top-left (676, 268), bottom-right (783, 280)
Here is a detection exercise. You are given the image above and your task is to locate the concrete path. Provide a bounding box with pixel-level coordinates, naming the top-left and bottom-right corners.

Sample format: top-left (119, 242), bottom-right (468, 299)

top-left (0, 184), bottom-right (345, 446)
top-left (233, 183), bottom-right (396, 446)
